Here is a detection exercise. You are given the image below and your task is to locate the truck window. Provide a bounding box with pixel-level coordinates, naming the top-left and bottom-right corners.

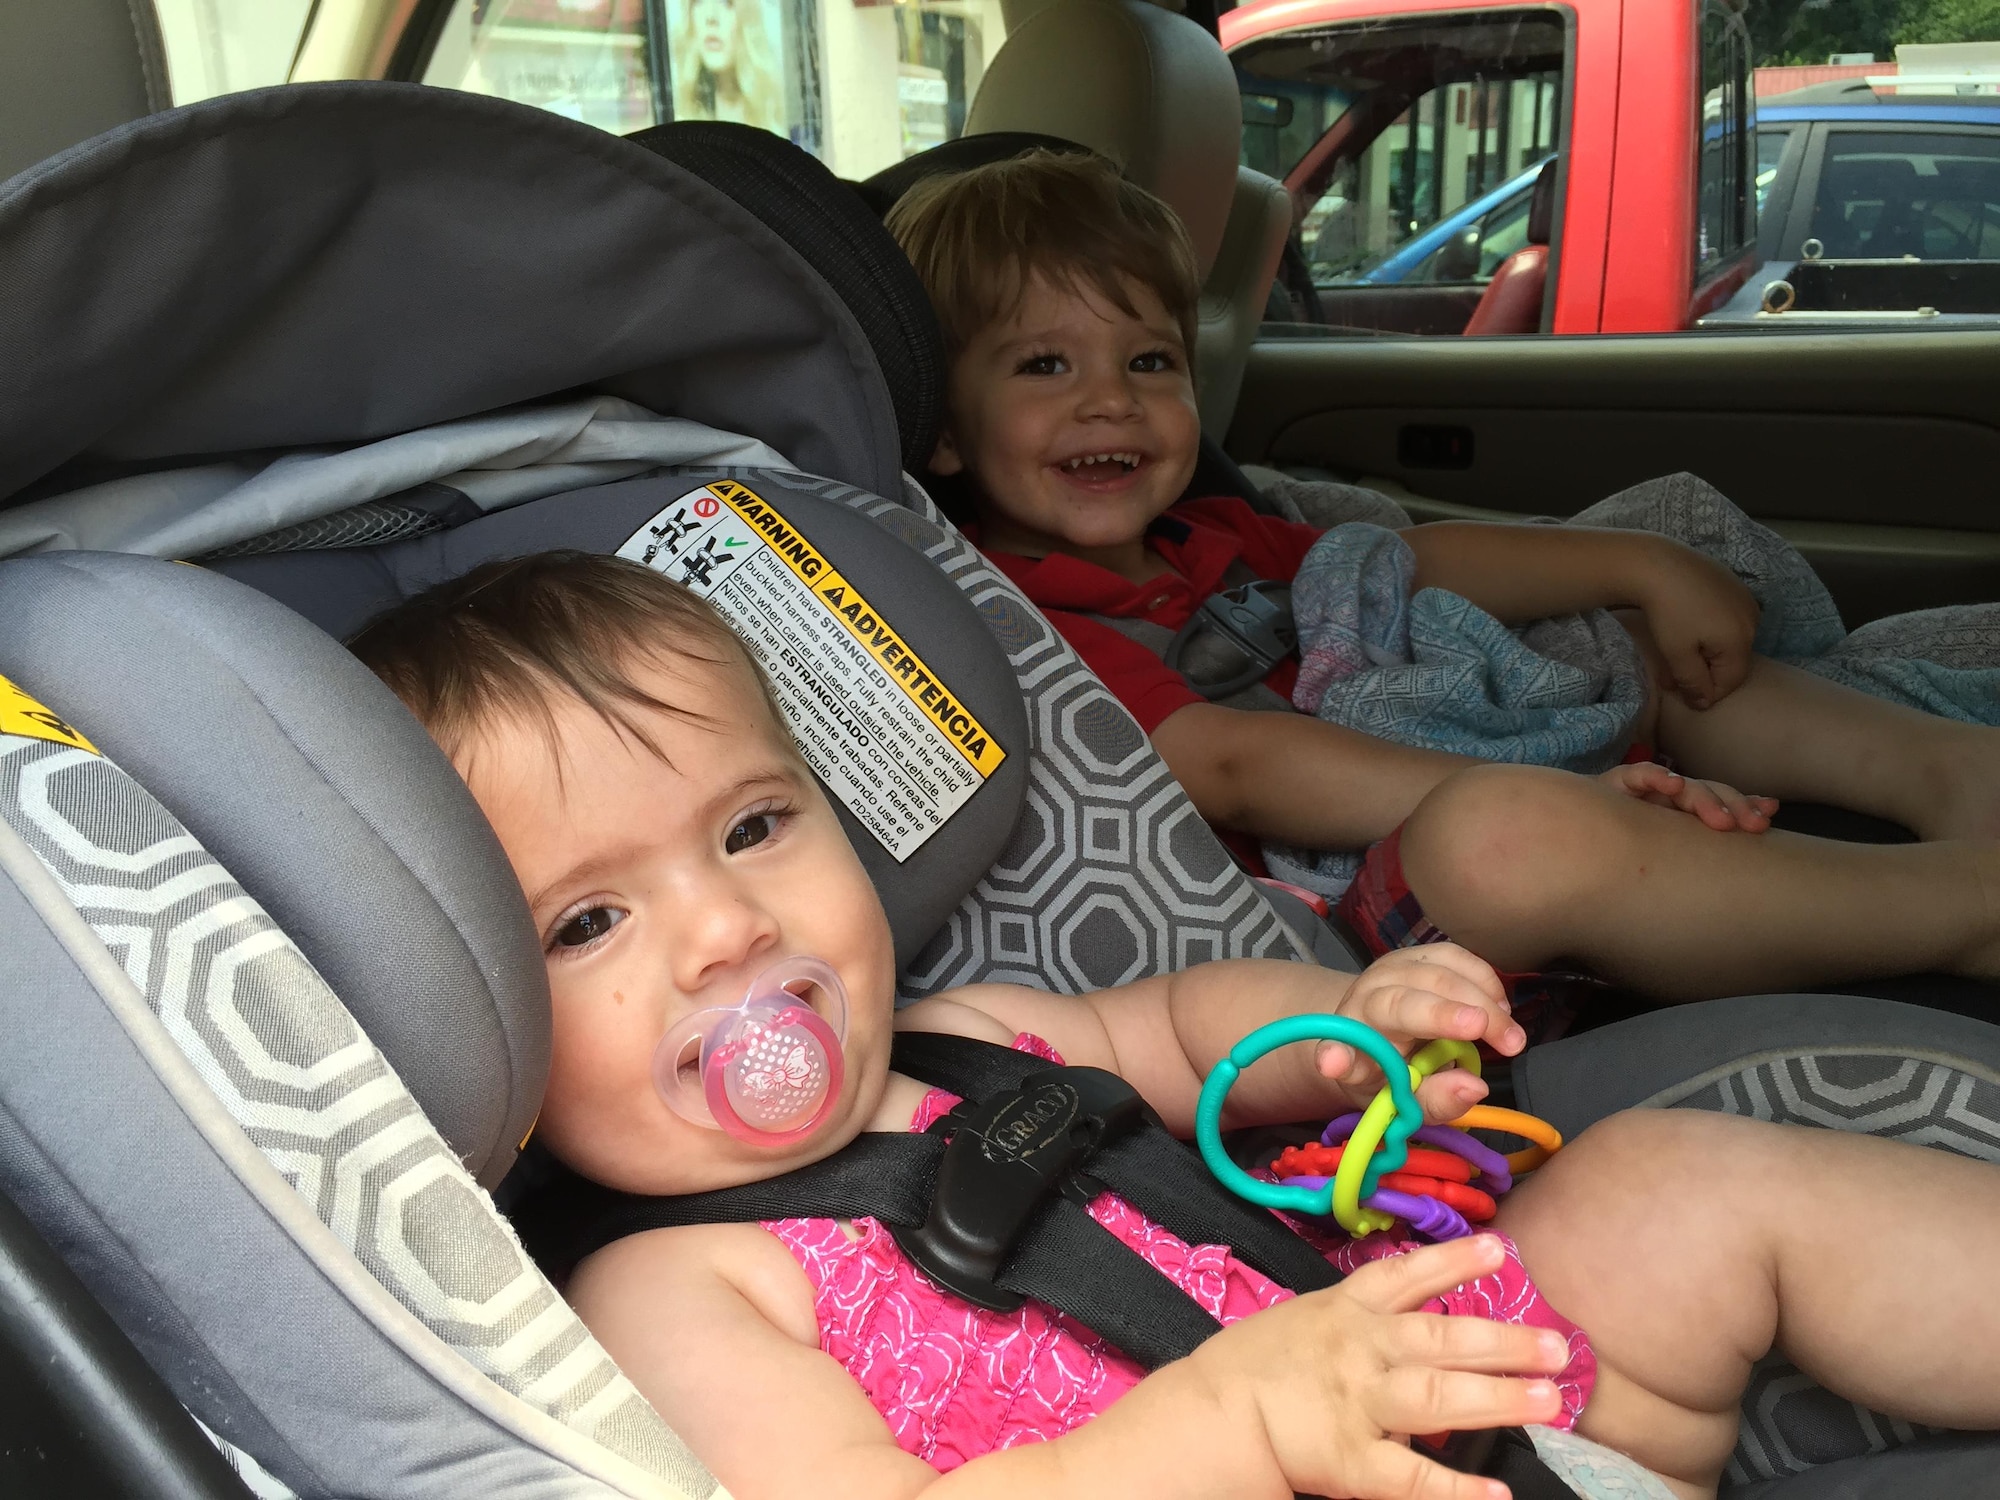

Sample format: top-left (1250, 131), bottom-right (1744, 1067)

top-left (1807, 129), bottom-right (2000, 259)
top-left (1234, 9), bottom-right (1569, 332)
top-left (1695, 0), bottom-right (1755, 280)
top-left (1757, 126), bottom-right (1793, 218)
top-left (422, 0), bottom-right (1006, 177)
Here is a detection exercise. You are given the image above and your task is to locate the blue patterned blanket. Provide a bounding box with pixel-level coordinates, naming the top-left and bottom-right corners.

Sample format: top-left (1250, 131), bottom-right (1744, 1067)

top-left (1262, 473), bottom-right (2000, 898)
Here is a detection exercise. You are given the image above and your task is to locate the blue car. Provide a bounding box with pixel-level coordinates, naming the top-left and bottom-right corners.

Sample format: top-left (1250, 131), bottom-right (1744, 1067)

top-left (1352, 155), bottom-right (1553, 285)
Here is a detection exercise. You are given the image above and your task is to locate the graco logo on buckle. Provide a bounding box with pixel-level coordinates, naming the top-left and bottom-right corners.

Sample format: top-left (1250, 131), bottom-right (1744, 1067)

top-left (976, 1082), bottom-right (1080, 1166)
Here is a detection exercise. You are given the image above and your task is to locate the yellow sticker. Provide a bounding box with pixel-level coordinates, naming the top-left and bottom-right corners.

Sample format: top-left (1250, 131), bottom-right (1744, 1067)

top-left (0, 673), bottom-right (97, 754)
top-left (619, 479), bottom-right (1007, 863)
top-left (711, 482), bottom-right (1007, 778)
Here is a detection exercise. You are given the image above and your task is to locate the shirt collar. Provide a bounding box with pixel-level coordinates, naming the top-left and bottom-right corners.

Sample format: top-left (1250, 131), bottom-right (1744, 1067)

top-left (976, 507), bottom-right (1246, 617)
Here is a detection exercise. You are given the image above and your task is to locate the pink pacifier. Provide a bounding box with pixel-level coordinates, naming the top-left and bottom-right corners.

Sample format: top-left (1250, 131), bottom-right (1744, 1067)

top-left (653, 957), bottom-right (848, 1147)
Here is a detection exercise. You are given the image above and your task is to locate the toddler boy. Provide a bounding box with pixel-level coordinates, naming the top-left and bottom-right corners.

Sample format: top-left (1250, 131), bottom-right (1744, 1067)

top-left (886, 151), bottom-right (2000, 1002)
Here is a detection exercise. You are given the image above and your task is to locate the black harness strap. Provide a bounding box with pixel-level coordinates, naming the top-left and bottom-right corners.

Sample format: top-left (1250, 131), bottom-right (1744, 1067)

top-left (516, 1033), bottom-right (1330, 1368)
top-left (510, 1120), bottom-right (1229, 1369)
top-left (891, 1032), bottom-right (1338, 1294)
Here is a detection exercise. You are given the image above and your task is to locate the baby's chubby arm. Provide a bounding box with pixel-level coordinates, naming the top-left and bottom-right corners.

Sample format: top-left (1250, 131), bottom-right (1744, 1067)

top-left (903, 945), bottom-right (1523, 1135)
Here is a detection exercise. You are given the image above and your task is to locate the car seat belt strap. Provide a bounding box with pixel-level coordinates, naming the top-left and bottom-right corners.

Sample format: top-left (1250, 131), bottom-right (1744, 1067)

top-left (891, 1033), bottom-right (1339, 1293)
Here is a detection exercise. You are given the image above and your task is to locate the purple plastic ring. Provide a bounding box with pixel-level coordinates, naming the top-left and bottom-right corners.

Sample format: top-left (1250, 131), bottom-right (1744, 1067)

top-left (1366, 1188), bottom-right (1472, 1242)
top-left (1273, 1177), bottom-right (1476, 1243)
top-left (1320, 1113), bottom-right (1513, 1196)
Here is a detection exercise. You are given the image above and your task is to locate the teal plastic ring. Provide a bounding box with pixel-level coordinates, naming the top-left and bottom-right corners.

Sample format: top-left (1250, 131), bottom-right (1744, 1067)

top-left (1195, 1015), bottom-right (1424, 1218)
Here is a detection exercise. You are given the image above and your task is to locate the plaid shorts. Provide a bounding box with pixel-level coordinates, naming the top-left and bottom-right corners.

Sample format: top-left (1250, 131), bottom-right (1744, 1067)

top-left (1334, 822), bottom-right (1597, 1047)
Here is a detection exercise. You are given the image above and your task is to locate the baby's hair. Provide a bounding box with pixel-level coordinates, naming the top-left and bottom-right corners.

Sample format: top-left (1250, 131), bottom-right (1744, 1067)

top-left (885, 149), bottom-right (1201, 359)
top-left (347, 551), bottom-right (794, 770)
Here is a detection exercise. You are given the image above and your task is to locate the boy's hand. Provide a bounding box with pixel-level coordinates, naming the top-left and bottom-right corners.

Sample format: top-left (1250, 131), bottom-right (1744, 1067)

top-left (1631, 543), bottom-right (1760, 711)
top-left (1315, 945), bottom-right (1523, 1123)
top-left (1600, 762), bottom-right (1777, 834)
top-left (1190, 1235), bottom-right (1567, 1500)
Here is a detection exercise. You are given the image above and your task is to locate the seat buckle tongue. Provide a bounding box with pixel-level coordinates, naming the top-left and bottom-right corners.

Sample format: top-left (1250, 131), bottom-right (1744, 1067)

top-left (889, 1066), bottom-right (1147, 1312)
top-left (1165, 580), bottom-right (1297, 700)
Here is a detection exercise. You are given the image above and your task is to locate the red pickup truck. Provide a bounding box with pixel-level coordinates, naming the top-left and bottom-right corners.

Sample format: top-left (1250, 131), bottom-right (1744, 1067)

top-left (1221, 0), bottom-right (1760, 335)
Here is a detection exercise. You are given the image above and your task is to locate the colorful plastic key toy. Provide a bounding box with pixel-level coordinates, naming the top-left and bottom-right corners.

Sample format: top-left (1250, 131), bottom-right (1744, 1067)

top-left (1195, 1016), bottom-right (1564, 1241)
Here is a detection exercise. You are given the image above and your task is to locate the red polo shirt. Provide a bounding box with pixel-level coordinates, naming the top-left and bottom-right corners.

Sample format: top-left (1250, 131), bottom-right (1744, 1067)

top-left (978, 496), bottom-right (1323, 733)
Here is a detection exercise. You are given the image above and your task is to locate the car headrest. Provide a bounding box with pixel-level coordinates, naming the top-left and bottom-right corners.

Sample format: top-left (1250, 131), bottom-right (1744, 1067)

top-left (963, 0), bottom-right (1241, 277)
top-left (626, 121), bottom-right (945, 476)
top-left (0, 0), bottom-right (169, 183)
top-left (208, 469), bottom-right (1032, 973)
top-left (1528, 156), bottom-right (1561, 247)
top-left (0, 551), bottom-right (547, 1189)
top-left (856, 130), bottom-right (1099, 214)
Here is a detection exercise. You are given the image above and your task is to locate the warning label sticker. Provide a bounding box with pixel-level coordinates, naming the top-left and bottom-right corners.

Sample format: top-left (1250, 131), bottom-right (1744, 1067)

top-left (0, 673), bottom-right (97, 754)
top-left (619, 481), bottom-right (1003, 861)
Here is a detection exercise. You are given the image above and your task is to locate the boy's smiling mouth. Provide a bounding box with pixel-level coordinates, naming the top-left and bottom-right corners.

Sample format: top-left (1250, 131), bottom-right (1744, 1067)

top-left (1053, 451), bottom-right (1145, 488)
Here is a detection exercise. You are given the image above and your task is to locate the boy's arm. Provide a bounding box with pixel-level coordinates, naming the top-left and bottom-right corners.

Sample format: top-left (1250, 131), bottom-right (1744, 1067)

top-left (1150, 702), bottom-right (1475, 846)
top-left (911, 950), bottom-right (1518, 1135)
top-left (1404, 521), bottom-right (1760, 707)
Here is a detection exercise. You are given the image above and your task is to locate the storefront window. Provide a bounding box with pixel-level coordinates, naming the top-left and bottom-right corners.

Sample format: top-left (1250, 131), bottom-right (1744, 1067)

top-left (425, 0), bottom-right (1003, 179)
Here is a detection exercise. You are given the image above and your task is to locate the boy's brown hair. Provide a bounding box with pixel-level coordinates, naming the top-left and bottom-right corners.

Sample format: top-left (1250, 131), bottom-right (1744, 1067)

top-left (348, 551), bottom-right (794, 769)
top-left (886, 149), bottom-right (1201, 359)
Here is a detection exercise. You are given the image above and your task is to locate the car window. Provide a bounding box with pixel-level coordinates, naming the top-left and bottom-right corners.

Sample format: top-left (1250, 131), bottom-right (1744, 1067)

top-left (1756, 125), bottom-right (1793, 217)
top-left (1401, 175), bottom-right (1539, 282)
top-left (1235, 11), bottom-right (1567, 299)
top-left (422, 0), bottom-right (1006, 177)
top-left (152, 0), bottom-right (315, 103)
top-left (1806, 129), bottom-right (2000, 259)
top-left (1696, 0), bottom-right (1756, 281)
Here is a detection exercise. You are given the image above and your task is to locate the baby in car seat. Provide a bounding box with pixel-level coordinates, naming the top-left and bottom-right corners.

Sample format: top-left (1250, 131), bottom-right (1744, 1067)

top-left (352, 552), bottom-right (2000, 1500)
top-left (887, 150), bottom-right (2000, 1008)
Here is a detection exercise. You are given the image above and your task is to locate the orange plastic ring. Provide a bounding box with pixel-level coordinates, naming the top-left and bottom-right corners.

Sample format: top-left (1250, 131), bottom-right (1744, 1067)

top-left (1447, 1105), bottom-right (1564, 1175)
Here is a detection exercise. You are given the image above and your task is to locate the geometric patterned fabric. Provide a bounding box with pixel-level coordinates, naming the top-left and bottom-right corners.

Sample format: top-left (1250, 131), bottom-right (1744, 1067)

top-left (0, 730), bottom-right (715, 1499)
top-left (781, 470), bottom-right (1315, 999)
top-left (1655, 1051), bottom-right (2000, 1487)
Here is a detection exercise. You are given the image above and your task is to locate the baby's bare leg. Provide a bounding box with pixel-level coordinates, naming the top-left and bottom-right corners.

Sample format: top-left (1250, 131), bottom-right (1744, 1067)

top-left (1622, 616), bottom-right (2000, 843)
top-left (1399, 764), bottom-right (2000, 997)
top-left (1496, 1109), bottom-right (2000, 1498)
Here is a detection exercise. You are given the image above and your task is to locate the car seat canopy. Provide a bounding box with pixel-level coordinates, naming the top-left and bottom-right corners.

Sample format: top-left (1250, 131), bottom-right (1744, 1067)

top-left (0, 81), bottom-right (905, 508)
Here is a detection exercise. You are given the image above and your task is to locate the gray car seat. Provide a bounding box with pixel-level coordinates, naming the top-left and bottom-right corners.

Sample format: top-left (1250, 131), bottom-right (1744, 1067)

top-left (4, 83), bottom-right (2000, 1499)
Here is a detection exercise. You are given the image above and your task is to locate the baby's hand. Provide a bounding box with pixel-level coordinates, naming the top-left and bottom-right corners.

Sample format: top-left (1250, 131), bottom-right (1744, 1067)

top-left (1189, 1235), bottom-right (1567, 1500)
top-left (1600, 761), bottom-right (1777, 834)
top-left (1317, 945), bottom-right (1522, 1123)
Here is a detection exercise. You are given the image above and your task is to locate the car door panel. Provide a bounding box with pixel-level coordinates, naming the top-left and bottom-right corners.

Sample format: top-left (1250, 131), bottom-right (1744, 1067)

top-left (1229, 330), bottom-right (2000, 625)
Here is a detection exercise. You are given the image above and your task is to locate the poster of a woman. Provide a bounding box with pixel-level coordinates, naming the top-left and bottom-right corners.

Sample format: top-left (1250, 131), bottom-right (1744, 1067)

top-left (669, 0), bottom-right (786, 130)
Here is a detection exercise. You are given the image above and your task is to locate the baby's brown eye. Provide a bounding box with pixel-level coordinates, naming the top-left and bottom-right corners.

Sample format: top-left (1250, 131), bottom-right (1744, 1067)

top-left (726, 814), bottom-right (776, 854)
top-left (554, 907), bottom-right (622, 948)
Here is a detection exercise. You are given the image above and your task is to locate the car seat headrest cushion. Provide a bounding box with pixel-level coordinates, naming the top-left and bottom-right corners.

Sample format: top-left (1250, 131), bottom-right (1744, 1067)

top-left (0, 729), bottom-right (711, 1493)
top-left (206, 470), bottom-right (1032, 973)
top-left (0, 551), bottom-right (546, 1187)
